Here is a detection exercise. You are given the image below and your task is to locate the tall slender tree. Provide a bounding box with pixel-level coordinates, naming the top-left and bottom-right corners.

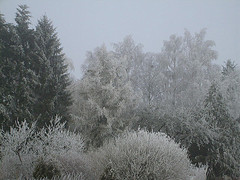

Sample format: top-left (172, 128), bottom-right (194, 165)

top-left (13, 5), bottom-right (37, 124)
top-left (0, 14), bottom-right (16, 129)
top-left (0, 5), bottom-right (36, 130)
top-left (34, 15), bottom-right (72, 128)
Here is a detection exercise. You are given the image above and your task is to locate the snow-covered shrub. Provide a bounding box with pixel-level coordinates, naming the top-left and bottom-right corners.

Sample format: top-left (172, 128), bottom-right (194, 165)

top-left (40, 117), bottom-right (84, 156)
top-left (0, 117), bottom-right (85, 179)
top-left (0, 121), bottom-right (41, 179)
top-left (55, 153), bottom-right (94, 180)
top-left (0, 121), bottom-right (40, 158)
top-left (91, 130), bottom-right (194, 180)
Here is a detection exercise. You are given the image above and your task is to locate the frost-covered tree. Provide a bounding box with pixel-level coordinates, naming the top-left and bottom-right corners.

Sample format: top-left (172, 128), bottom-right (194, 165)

top-left (34, 15), bottom-right (72, 128)
top-left (204, 83), bottom-right (231, 128)
top-left (189, 82), bottom-right (240, 179)
top-left (133, 30), bottom-right (220, 144)
top-left (220, 60), bottom-right (240, 119)
top-left (111, 31), bottom-right (218, 115)
top-left (71, 45), bottom-right (139, 148)
top-left (112, 35), bottom-right (144, 82)
top-left (135, 81), bottom-right (240, 179)
top-left (158, 29), bottom-right (218, 114)
top-left (138, 53), bottom-right (162, 107)
top-left (160, 34), bottom-right (184, 109)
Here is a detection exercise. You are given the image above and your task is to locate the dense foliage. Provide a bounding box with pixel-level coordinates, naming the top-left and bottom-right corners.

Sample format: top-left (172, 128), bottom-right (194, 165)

top-left (70, 45), bottom-right (139, 148)
top-left (34, 15), bottom-right (72, 128)
top-left (0, 5), bottom-right (72, 130)
top-left (0, 120), bottom-right (205, 180)
top-left (70, 32), bottom-right (240, 178)
top-left (0, 5), bottom-right (240, 179)
top-left (0, 117), bottom-right (85, 179)
top-left (91, 130), bottom-right (205, 180)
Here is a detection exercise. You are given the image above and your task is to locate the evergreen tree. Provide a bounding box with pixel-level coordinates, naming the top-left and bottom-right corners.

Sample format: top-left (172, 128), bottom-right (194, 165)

top-left (13, 5), bottom-right (37, 125)
top-left (189, 82), bottom-right (240, 179)
top-left (0, 14), bottom-right (15, 129)
top-left (221, 60), bottom-right (240, 119)
top-left (34, 15), bottom-right (72, 128)
top-left (0, 6), bottom-right (36, 130)
top-left (204, 83), bottom-right (231, 128)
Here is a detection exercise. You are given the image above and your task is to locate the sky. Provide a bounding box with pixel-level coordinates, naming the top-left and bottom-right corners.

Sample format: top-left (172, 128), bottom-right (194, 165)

top-left (0, 0), bottom-right (239, 78)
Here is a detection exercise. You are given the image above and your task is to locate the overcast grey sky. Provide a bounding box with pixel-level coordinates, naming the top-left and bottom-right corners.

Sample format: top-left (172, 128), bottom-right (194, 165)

top-left (0, 0), bottom-right (239, 78)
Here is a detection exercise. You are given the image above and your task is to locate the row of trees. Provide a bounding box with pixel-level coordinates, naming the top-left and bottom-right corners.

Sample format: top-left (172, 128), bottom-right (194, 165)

top-left (1, 5), bottom-right (240, 179)
top-left (70, 34), bottom-right (240, 178)
top-left (0, 5), bottom-right (72, 130)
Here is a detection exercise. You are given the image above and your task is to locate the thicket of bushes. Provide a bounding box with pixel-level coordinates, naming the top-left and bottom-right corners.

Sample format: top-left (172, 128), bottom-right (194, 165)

top-left (0, 117), bottom-right (87, 179)
top-left (0, 118), bottom-right (206, 180)
top-left (90, 130), bottom-right (206, 180)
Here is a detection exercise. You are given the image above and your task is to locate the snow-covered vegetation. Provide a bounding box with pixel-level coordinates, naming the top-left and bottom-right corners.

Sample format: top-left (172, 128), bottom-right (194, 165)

top-left (1, 5), bottom-right (240, 180)
top-left (0, 120), bottom-right (206, 179)
top-left (90, 130), bottom-right (204, 180)
top-left (0, 118), bottom-right (86, 179)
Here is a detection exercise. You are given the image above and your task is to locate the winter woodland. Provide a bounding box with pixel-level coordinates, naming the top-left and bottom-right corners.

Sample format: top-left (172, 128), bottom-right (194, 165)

top-left (0, 5), bottom-right (240, 180)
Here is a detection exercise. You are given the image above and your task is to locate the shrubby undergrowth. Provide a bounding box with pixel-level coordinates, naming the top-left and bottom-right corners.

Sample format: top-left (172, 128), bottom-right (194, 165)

top-left (0, 119), bottom-right (206, 180)
top-left (90, 130), bottom-right (206, 180)
top-left (0, 117), bottom-right (86, 179)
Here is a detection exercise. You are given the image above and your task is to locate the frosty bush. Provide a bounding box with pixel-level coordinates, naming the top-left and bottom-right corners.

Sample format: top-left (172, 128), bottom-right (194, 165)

top-left (40, 117), bottom-right (84, 156)
top-left (0, 117), bottom-right (85, 179)
top-left (55, 152), bottom-right (94, 180)
top-left (0, 121), bottom-right (40, 158)
top-left (0, 121), bottom-right (41, 179)
top-left (92, 130), bottom-right (195, 180)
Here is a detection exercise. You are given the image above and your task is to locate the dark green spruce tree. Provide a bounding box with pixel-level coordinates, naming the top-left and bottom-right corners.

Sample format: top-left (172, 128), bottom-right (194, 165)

top-left (191, 82), bottom-right (240, 179)
top-left (34, 15), bottom-right (72, 128)
top-left (0, 6), bottom-right (37, 130)
top-left (0, 14), bottom-right (16, 129)
top-left (13, 5), bottom-right (37, 125)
